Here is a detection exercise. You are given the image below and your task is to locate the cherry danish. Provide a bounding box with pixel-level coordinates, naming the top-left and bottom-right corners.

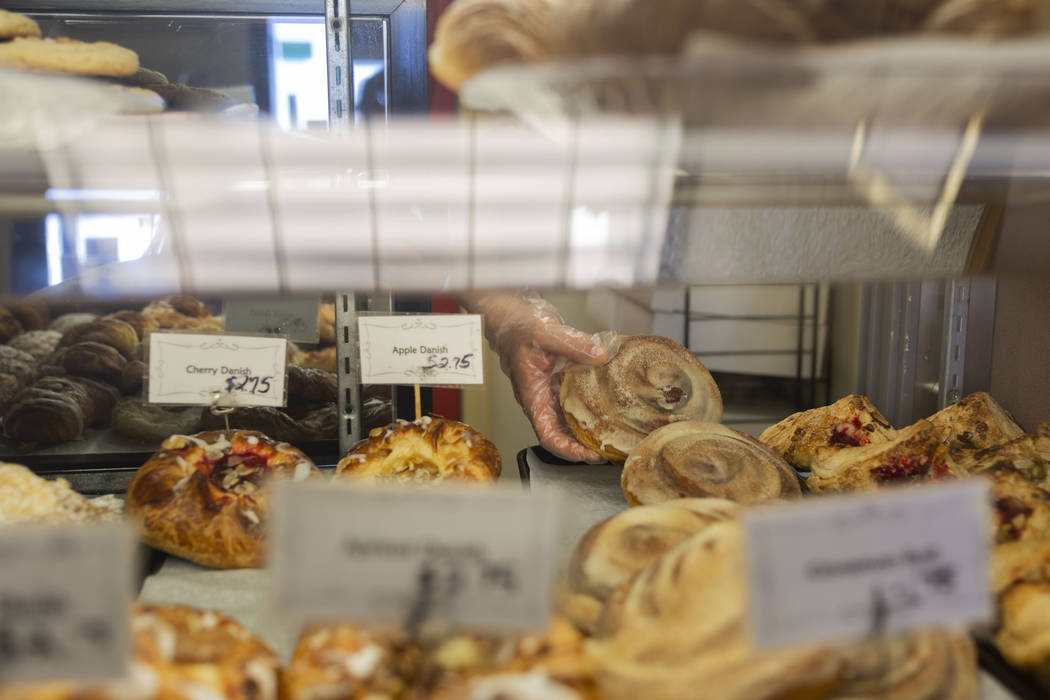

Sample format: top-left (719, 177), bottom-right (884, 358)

top-left (126, 429), bottom-right (319, 568)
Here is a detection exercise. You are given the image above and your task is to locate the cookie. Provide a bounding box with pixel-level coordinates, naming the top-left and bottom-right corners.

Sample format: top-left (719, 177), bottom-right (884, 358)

top-left (0, 10), bottom-right (40, 40)
top-left (0, 37), bottom-right (139, 77)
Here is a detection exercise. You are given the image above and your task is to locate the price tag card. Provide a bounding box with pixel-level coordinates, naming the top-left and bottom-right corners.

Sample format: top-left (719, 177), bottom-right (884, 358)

top-left (270, 484), bottom-right (563, 631)
top-left (745, 480), bottom-right (992, 650)
top-left (147, 332), bottom-right (287, 407)
top-left (0, 526), bottom-right (132, 684)
top-left (223, 297), bottom-right (321, 344)
top-left (358, 315), bottom-right (484, 385)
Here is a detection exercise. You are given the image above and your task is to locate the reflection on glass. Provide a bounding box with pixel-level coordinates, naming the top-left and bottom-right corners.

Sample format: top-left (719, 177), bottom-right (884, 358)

top-left (31, 14), bottom-right (388, 127)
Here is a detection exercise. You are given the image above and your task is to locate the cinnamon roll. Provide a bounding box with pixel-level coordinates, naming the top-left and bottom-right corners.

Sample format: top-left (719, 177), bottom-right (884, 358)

top-left (622, 421), bottom-right (801, 507)
top-left (996, 582), bottom-right (1050, 678)
top-left (429, 0), bottom-right (554, 91)
top-left (561, 498), bottom-right (739, 633)
top-left (589, 522), bottom-right (845, 700)
top-left (559, 334), bottom-right (722, 464)
top-left (834, 630), bottom-right (978, 700)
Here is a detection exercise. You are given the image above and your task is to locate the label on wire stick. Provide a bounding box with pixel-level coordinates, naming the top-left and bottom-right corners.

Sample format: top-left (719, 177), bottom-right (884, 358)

top-left (0, 526), bottom-right (132, 683)
top-left (147, 332), bottom-right (287, 407)
top-left (223, 297), bottom-right (321, 344)
top-left (270, 484), bottom-right (563, 631)
top-left (358, 315), bottom-right (484, 385)
top-left (745, 480), bottom-right (992, 650)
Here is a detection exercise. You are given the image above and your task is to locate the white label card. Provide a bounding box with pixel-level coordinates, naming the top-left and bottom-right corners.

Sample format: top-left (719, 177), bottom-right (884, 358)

top-left (358, 315), bottom-right (484, 385)
top-left (223, 298), bottom-right (321, 344)
top-left (147, 332), bottom-right (287, 407)
top-left (0, 526), bottom-right (132, 683)
top-left (270, 484), bottom-right (563, 631)
top-left (745, 480), bottom-right (992, 650)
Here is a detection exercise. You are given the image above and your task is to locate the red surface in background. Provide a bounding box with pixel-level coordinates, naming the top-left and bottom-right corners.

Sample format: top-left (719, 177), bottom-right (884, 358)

top-left (431, 294), bottom-right (462, 420)
top-left (427, 0), bottom-right (458, 115)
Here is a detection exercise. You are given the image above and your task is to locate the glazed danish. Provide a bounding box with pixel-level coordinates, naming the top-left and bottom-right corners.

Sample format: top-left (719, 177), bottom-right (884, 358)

top-left (622, 421), bottom-right (801, 506)
top-left (126, 430), bottom-right (320, 568)
top-left (926, 391), bottom-right (1025, 464)
top-left (559, 334), bottom-right (722, 464)
top-left (0, 604), bottom-right (281, 700)
top-left (807, 420), bottom-right (961, 493)
top-left (759, 394), bottom-right (897, 470)
top-left (335, 416), bottom-right (501, 485)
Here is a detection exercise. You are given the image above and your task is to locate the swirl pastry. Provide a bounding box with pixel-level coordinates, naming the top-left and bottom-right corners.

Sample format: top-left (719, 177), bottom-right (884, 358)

top-left (7, 329), bottom-right (61, 363)
top-left (561, 498), bottom-right (739, 633)
top-left (0, 347), bottom-right (38, 392)
top-left (119, 358), bottom-right (146, 395)
top-left (33, 376), bottom-right (97, 426)
top-left (808, 420), bottom-right (962, 493)
top-left (0, 604), bottom-right (281, 700)
top-left (760, 394), bottom-right (897, 470)
top-left (111, 398), bottom-right (201, 442)
top-left (429, 0), bottom-right (553, 91)
top-left (0, 305), bottom-right (22, 344)
top-left (335, 416), bottom-right (501, 485)
top-left (834, 630), bottom-right (977, 700)
top-left (996, 582), bottom-right (1050, 678)
top-left (47, 311), bottom-right (98, 334)
top-left (199, 405), bottom-right (308, 443)
top-left (58, 317), bottom-right (139, 359)
top-left (622, 421), bottom-right (800, 507)
top-left (125, 430), bottom-right (320, 568)
top-left (3, 386), bottom-right (85, 443)
top-left (52, 340), bottom-right (127, 383)
top-left (589, 522), bottom-right (845, 700)
top-left (103, 309), bottom-right (158, 340)
top-left (288, 365), bottom-right (338, 404)
top-left (0, 374), bottom-right (20, 414)
top-left (560, 334), bottom-right (722, 464)
top-left (8, 299), bottom-right (49, 331)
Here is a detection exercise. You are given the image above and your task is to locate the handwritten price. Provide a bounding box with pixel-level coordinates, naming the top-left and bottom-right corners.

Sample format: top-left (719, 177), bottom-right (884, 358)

top-left (422, 354), bottom-right (474, 372)
top-left (224, 375), bottom-right (274, 395)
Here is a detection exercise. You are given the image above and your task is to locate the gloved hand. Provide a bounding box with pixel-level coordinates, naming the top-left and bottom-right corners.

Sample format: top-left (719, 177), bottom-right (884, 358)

top-left (462, 292), bottom-right (610, 463)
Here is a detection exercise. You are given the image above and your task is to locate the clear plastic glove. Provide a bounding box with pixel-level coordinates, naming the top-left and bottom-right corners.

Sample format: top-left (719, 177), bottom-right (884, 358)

top-left (462, 292), bottom-right (611, 463)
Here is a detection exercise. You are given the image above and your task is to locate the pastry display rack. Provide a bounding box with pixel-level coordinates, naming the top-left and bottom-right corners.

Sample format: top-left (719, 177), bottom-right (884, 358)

top-left (2, 2), bottom-right (1050, 698)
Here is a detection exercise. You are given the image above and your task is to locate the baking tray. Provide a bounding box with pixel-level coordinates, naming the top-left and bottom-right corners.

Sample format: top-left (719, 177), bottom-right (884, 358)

top-left (0, 429), bottom-right (342, 471)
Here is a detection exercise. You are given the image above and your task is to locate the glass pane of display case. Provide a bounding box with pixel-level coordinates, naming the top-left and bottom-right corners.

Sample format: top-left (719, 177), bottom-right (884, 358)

top-left (28, 12), bottom-right (388, 126)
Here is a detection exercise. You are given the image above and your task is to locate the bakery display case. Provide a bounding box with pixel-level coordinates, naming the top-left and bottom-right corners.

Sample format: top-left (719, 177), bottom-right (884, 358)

top-left (2, 0), bottom-right (1050, 698)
